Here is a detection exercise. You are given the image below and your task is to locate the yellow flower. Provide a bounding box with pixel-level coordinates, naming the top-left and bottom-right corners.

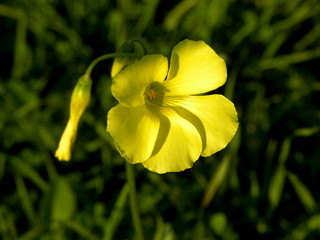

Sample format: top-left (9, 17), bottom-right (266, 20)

top-left (107, 39), bottom-right (238, 174)
top-left (55, 75), bottom-right (92, 161)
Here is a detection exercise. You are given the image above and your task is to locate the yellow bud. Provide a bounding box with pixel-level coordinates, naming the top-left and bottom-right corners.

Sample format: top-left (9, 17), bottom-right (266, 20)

top-left (55, 119), bottom-right (77, 161)
top-left (55, 75), bottom-right (92, 161)
top-left (70, 75), bottom-right (92, 120)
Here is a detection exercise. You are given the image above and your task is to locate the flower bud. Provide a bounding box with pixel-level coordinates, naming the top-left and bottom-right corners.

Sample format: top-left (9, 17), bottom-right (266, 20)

top-left (55, 75), bottom-right (92, 161)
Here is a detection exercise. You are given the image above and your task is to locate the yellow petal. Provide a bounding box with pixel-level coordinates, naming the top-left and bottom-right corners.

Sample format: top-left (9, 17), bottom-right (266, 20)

top-left (111, 54), bottom-right (168, 107)
top-left (170, 95), bottom-right (238, 156)
top-left (107, 104), bottom-right (160, 163)
top-left (163, 39), bottom-right (227, 96)
top-left (142, 107), bottom-right (202, 174)
top-left (111, 57), bottom-right (133, 78)
top-left (55, 119), bottom-right (78, 161)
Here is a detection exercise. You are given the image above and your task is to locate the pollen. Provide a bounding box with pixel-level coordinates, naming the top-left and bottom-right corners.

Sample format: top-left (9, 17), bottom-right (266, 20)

top-left (143, 82), bottom-right (165, 106)
top-left (144, 85), bottom-right (157, 100)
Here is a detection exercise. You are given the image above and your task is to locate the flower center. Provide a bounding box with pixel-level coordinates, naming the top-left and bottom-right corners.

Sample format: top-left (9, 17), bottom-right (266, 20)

top-left (144, 82), bottom-right (165, 106)
top-left (144, 85), bottom-right (157, 100)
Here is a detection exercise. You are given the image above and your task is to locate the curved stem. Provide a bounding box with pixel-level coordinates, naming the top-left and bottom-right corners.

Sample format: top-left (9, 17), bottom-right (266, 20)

top-left (125, 162), bottom-right (144, 240)
top-left (84, 53), bottom-right (137, 76)
top-left (125, 38), bottom-right (146, 55)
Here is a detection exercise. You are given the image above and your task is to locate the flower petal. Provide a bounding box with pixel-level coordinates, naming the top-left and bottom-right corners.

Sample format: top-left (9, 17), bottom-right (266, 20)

top-left (107, 104), bottom-right (160, 163)
top-left (111, 57), bottom-right (135, 78)
top-left (170, 95), bottom-right (238, 156)
top-left (142, 107), bottom-right (202, 174)
top-left (55, 119), bottom-right (78, 161)
top-left (163, 39), bottom-right (227, 96)
top-left (111, 54), bottom-right (168, 107)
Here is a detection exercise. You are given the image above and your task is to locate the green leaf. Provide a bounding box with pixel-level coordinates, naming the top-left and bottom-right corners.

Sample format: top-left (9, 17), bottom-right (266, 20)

top-left (307, 214), bottom-right (320, 229)
top-left (103, 183), bottom-right (129, 240)
top-left (51, 177), bottom-right (76, 222)
top-left (249, 171), bottom-right (260, 198)
top-left (279, 138), bottom-right (291, 165)
top-left (17, 225), bottom-right (47, 240)
top-left (268, 165), bottom-right (286, 210)
top-left (163, 0), bottom-right (198, 31)
top-left (10, 157), bottom-right (49, 192)
top-left (290, 214), bottom-right (320, 240)
top-left (15, 176), bottom-right (36, 225)
top-left (209, 212), bottom-right (227, 236)
top-left (63, 221), bottom-right (100, 240)
top-left (293, 127), bottom-right (320, 137)
top-left (202, 154), bottom-right (231, 207)
top-left (153, 222), bottom-right (175, 240)
top-left (260, 48), bottom-right (320, 70)
top-left (287, 171), bottom-right (317, 213)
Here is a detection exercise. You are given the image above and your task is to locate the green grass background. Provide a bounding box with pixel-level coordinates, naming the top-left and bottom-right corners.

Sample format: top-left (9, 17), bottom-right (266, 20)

top-left (1, 0), bottom-right (320, 239)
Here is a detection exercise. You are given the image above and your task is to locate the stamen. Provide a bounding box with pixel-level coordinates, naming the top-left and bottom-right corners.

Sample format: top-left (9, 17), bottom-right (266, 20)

top-left (144, 85), bottom-right (157, 100)
top-left (144, 82), bottom-right (166, 106)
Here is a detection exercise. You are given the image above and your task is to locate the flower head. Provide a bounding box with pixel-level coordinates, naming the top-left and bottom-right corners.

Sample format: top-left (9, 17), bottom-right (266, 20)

top-left (55, 75), bottom-right (92, 161)
top-left (107, 39), bottom-right (238, 174)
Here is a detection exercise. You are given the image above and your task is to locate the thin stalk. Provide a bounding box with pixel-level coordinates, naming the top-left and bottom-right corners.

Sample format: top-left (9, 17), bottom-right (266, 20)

top-left (85, 53), bottom-right (137, 76)
top-left (125, 162), bottom-right (144, 240)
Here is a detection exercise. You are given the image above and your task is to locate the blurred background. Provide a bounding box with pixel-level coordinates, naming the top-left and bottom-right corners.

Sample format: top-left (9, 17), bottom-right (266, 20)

top-left (1, 0), bottom-right (320, 239)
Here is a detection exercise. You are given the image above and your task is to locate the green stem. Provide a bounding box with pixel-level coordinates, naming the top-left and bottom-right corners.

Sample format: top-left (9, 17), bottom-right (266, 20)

top-left (84, 53), bottom-right (137, 76)
top-left (125, 38), bottom-right (146, 55)
top-left (125, 162), bottom-right (144, 240)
